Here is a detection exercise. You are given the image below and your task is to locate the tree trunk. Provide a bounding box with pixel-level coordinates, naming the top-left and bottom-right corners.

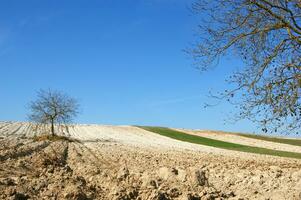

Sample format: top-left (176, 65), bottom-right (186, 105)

top-left (51, 120), bottom-right (55, 136)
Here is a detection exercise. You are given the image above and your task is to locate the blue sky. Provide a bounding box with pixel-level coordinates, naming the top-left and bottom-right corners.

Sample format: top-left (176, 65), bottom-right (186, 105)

top-left (0, 0), bottom-right (260, 133)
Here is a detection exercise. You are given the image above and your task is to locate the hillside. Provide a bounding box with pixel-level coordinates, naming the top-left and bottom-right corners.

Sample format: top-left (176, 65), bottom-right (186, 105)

top-left (0, 122), bottom-right (301, 199)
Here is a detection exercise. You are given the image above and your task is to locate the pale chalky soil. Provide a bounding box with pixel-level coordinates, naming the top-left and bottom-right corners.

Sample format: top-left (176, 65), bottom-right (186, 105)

top-left (0, 122), bottom-right (301, 199)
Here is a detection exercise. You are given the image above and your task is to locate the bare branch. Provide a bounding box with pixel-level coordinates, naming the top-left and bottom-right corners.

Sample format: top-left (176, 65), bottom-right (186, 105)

top-left (188, 0), bottom-right (301, 134)
top-left (28, 89), bottom-right (79, 136)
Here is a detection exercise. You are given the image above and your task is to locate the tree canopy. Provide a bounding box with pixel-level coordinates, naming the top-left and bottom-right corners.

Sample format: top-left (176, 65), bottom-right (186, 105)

top-left (189, 0), bottom-right (301, 134)
top-left (28, 89), bottom-right (79, 136)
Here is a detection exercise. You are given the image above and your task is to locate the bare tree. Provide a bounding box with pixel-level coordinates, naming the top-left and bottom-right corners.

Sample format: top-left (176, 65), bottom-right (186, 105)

top-left (188, 0), bottom-right (301, 134)
top-left (28, 89), bottom-right (79, 136)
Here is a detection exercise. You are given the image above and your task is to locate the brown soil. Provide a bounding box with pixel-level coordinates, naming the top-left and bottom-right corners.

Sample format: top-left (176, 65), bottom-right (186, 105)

top-left (1, 122), bottom-right (301, 200)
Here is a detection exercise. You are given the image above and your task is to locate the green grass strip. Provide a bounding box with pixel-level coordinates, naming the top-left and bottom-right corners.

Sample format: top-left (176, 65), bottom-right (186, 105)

top-left (234, 133), bottom-right (301, 147)
top-left (138, 126), bottom-right (301, 159)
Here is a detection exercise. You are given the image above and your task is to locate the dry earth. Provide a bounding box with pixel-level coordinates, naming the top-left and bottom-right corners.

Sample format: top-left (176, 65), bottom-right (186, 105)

top-left (0, 122), bottom-right (301, 200)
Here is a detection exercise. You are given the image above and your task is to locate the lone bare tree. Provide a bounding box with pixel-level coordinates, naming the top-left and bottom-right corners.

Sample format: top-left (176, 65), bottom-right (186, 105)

top-left (28, 89), bottom-right (79, 136)
top-left (188, 0), bottom-right (301, 134)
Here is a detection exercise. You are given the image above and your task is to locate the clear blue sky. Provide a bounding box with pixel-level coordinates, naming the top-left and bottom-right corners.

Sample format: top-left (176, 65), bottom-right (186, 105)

top-left (0, 0), bottom-right (260, 133)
